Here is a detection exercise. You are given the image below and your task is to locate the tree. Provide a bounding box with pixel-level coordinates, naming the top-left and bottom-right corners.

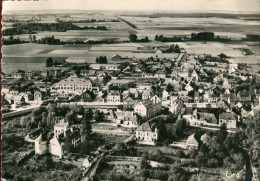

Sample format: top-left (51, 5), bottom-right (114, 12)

top-left (64, 131), bottom-right (73, 153)
top-left (155, 35), bottom-right (159, 41)
top-left (46, 57), bottom-right (53, 67)
top-left (82, 109), bottom-right (93, 139)
top-left (129, 34), bottom-right (137, 42)
top-left (75, 106), bottom-right (84, 115)
top-left (41, 112), bottom-right (47, 128)
top-left (217, 123), bottom-right (228, 143)
top-left (94, 110), bottom-right (105, 122)
top-left (26, 121), bottom-right (32, 130)
top-left (176, 150), bottom-right (185, 158)
top-left (29, 35), bottom-right (32, 42)
top-left (9, 36), bottom-right (14, 41)
top-left (32, 35), bottom-right (37, 42)
top-left (65, 110), bottom-right (75, 125)
top-left (140, 152), bottom-right (149, 169)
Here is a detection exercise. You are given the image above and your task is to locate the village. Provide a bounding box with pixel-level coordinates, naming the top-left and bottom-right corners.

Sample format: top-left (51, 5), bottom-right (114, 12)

top-left (2, 44), bottom-right (260, 180)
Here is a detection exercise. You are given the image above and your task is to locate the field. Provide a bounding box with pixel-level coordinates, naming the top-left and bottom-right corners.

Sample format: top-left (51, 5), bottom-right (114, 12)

top-left (2, 11), bottom-right (260, 74)
top-left (120, 14), bottom-right (260, 40)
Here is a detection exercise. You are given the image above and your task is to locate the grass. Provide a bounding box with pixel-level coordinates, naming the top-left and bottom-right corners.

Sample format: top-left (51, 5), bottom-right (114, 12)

top-left (90, 133), bottom-right (129, 151)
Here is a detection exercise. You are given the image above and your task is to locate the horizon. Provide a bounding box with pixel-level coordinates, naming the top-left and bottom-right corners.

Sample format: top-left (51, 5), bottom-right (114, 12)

top-left (3, 0), bottom-right (260, 14)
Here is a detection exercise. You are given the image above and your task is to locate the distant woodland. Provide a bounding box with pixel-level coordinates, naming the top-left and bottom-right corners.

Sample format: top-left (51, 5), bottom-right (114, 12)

top-left (2, 22), bottom-right (108, 36)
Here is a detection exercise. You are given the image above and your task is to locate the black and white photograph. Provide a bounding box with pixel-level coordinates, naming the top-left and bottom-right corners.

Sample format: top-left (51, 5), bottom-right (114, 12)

top-left (1, 0), bottom-right (260, 180)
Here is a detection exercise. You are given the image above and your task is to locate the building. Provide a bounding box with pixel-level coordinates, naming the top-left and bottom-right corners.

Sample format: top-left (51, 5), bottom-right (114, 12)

top-left (200, 133), bottom-right (210, 145)
top-left (219, 112), bottom-right (237, 129)
top-left (107, 90), bottom-right (121, 103)
top-left (1, 97), bottom-right (11, 112)
top-left (112, 55), bottom-right (122, 61)
top-left (114, 111), bottom-right (138, 127)
top-left (186, 134), bottom-right (199, 150)
top-left (49, 137), bottom-right (64, 158)
top-left (11, 72), bottom-right (23, 79)
top-left (136, 122), bottom-right (158, 145)
top-left (35, 134), bottom-right (48, 155)
top-left (134, 95), bottom-right (162, 119)
top-left (49, 120), bottom-right (84, 158)
top-left (54, 120), bottom-right (70, 138)
top-left (4, 94), bottom-right (25, 105)
top-left (185, 109), bottom-right (219, 127)
top-left (142, 89), bottom-right (154, 100)
top-left (52, 77), bottom-right (93, 97)
top-left (123, 95), bottom-right (137, 109)
top-left (89, 64), bottom-right (119, 70)
top-left (34, 91), bottom-right (42, 105)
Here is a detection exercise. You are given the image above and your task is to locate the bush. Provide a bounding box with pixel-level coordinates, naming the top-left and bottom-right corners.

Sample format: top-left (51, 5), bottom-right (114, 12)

top-left (176, 150), bottom-right (185, 158)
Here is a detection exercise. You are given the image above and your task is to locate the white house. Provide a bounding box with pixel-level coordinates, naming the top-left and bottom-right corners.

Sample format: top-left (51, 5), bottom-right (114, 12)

top-left (134, 95), bottom-right (162, 119)
top-left (219, 112), bottom-right (237, 129)
top-left (136, 122), bottom-right (158, 145)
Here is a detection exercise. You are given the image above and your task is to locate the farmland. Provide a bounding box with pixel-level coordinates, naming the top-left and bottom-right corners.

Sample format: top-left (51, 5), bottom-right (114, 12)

top-left (2, 11), bottom-right (260, 74)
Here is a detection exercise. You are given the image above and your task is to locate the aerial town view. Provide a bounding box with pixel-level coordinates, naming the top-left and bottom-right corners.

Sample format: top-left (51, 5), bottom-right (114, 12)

top-left (1, 0), bottom-right (260, 181)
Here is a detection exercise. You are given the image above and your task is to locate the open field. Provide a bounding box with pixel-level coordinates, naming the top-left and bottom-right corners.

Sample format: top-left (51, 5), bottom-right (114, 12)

top-left (2, 12), bottom-right (260, 74)
top-left (121, 15), bottom-right (260, 40)
top-left (48, 49), bottom-right (89, 54)
top-left (164, 42), bottom-right (247, 57)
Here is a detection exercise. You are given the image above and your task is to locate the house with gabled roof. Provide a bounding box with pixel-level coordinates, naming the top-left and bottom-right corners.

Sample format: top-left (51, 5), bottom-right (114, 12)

top-left (136, 122), bottom-right (158, 145)
top-left (114, 111), bottom-right (138, 128)
top-left (186, 133), bottom-right (199, 150)
top-left (187, 109), bottom-right (218, 127)
top-left (107, 90), bottom-right (121, 103)
top-left (200, 133), bottom-right (210, 145)
top-left (134, 95), bottom-right (162, 119)
top-left (123, 95), bottom-right (137, 110)
top-left (142, 89), bottom-right (154, 101)
top-left (219, 112), bottom-right (237, 129)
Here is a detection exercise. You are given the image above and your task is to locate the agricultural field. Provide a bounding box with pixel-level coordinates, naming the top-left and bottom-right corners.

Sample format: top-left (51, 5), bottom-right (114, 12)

top-left (164, 42), bottom-right (244, 56)
top-left (120, 14), bottom-right (260, 40)
top-left (2, 11), bottom-right (260, 75)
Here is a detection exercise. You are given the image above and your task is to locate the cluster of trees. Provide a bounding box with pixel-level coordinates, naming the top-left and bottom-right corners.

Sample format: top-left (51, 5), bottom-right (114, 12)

top-left (192, 125), bottom-right (246, 172)
top-left (166, 44), bottom-right (181, 53)
top-left (245, 34), bottom-right (260, 41)
top-left (94, 110), bottom-right (105, 122)
top-left (129, 34), bottom-right (149, 42)
top-left (82, 26), bottom-right (107, 30)
top-left (3, 22), bottom-right (108, 36)
top-left (197, 54), bottom-right (229, 64)
top-left (244, 113), bottom-right (260, 168)
top-left (152, 117), bottom-right (189, 144)
top-left (45, 57), bottom-right (65, 67)
top-left (69, 19), bottom-right (120, 23)
top-left (118, 17), bottom-right (137, 29)
top-left (2, 28), bottom-right (26, 36)
top-left (2, 36), bottom-right (29, 45)
top-left (28, 35), bottom-right (37, 43)
top-left (79, 109), bottom-right (93, 154)
top-left (191, 32), bottom-right (215, 41)
top-left (155, 35), bottom-right (182, 42)
top-left (96, 56), bottom-right (108, 64)
top-left (38, 36), bottom-right (61, 45)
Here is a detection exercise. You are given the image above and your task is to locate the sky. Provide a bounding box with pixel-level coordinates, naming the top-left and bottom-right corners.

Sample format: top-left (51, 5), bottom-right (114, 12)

top-left (2, 0), bottom-right (260, 13)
